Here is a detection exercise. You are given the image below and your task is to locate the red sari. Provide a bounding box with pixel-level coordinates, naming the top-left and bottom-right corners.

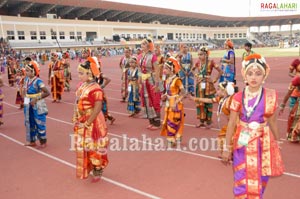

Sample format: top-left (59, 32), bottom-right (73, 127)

top-left (140, 52), bottom-right (161, 126)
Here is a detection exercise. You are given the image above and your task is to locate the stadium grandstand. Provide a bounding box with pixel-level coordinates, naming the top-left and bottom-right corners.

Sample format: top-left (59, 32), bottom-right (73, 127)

top-left (0, 0), bottom-right (299, 51)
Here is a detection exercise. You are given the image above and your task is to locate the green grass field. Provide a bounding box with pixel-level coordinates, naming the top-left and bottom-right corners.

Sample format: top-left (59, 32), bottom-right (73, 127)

top-left (191, 47), bottom-right (300, 58)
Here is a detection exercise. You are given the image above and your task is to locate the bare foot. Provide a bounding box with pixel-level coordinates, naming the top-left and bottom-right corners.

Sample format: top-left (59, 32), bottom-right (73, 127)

top-left (24, 142), bottom-right (37, 147)
top-left (110, 117), bottom-right (116, 125)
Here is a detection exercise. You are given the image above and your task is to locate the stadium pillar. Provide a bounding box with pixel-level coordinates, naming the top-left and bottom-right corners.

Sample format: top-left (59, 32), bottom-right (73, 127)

top-left (289, 21), bottom-right (292, 46)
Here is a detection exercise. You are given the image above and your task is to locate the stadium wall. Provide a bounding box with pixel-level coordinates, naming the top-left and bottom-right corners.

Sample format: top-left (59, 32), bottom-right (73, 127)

top-left (0, 15), bottom-right (249, 49)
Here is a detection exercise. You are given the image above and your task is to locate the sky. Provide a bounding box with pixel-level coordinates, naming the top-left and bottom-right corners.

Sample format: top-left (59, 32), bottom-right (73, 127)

top-left (104, 0), bottom-right (300, 17)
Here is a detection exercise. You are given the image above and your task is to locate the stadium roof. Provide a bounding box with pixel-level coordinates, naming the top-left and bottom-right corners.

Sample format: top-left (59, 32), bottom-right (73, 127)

top-left (1, 0), bottom-right (299, 27)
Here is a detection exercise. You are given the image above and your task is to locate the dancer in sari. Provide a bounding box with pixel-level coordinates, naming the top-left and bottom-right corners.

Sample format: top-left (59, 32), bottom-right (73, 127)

top-left (219, 39), bottom-right (236, 84)
top-left (178, 43), bottom-right (194, 95)
top-left (193, 46), bottom-right (223, 128)
top-left (15, 68), bottom-right (26, 109)
top-left (61, 51), bottom-right (71, 92)
top-left (127, 56), bottom-right (141, 117)
top-left (119, 47), bottom-right (131, 102)
top-left (191, 81), bottom-right (235, 157)
top-left (222, 54), bottom-right (284, 199)
top-left (161, 59), bottom-right (186, 146)
top-left (73, 57), bottom-right (109, 182)
top-left (279, 75), bottom-right (300, 142)
top-left (48, 53), bottom-right (64, 102)
top-left (7, 56), bottom-right (16, 87)
top-left (139, 38), bottom-right (161, 130)
top-left (23, 61), bottom-right (50, 148)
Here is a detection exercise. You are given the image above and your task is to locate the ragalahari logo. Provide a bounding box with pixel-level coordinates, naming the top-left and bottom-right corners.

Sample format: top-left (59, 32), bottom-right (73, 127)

top-left (260, 2), bottom-right (298, 11)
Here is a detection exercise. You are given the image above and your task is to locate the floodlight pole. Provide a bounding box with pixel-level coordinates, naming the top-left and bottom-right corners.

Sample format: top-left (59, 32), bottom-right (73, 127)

top-left (288, 21), bottom-right (292, 47)
top-left (51, 28), bottom-right (62, 52)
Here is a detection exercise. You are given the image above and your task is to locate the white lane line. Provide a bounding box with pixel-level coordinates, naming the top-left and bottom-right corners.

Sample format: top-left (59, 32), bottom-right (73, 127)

top-left (0, 133), bottom-right (161, 199)
top-left (2, 85), bottom-right (289, 122)
top-left (3, 100), bottom-right (289, 145)
top-left (97, 97), bottom-right (291, 122)
top-left (283, 172), bottom-right (300, 178)
top-left (3, 101), bottom-right (288, 141)
top-left (32, 114), bottom-right (300, 178)
top-left (47, 118), bottom-right (300, 178)
top-left (3, 94), bottom-right (298, 178)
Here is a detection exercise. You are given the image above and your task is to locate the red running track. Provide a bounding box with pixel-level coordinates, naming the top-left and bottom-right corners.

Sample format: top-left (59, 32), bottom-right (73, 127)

top-left (0, 55), bottom-right (299, 199)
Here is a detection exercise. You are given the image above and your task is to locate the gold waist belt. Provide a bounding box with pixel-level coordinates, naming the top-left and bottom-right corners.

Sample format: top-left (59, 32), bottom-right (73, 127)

top-left (239, 121), bottom-right (267, 131)
top-left (78, 108), bottom-right (93, 115)
top-left (26, 93), bottom-right (41, 98)
top-left (141, 73), bottom-right (152, 81)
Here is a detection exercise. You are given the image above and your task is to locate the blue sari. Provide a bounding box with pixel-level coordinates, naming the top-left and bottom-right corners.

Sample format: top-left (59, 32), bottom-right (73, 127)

top-left (179, 53), bottom-right (194, 93)
top-left (24, 77), bottom-right (47, 143)
top-left (219, 49), bottom-right (235, 83)
top-left (127, 68), bottom-right (141, 114)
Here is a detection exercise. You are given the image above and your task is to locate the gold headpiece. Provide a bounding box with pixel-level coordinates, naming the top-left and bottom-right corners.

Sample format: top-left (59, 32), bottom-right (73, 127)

top-left (241, 53), bottom-right (270, 80)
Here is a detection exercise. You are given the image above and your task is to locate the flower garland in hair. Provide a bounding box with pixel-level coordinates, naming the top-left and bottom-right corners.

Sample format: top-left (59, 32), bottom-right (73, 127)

top-left (244, 53), bottom-right (261, 61)
top-left (168, 56), bottom-right (181, 74)
top-left (87, 57), bottom-right (100, 77)
top-left (143, 37), bottom-right (154, 52)
top-left (241, 53), bottom-right (270, 83)
top-left (200, 46), bottom-right (210, 57)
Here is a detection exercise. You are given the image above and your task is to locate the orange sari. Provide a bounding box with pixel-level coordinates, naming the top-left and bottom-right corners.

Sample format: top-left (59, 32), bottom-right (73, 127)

top-left (49, 60), bottom-right (64, 101)
top-left (73, 82), bottom-right (109, 179)
top-left (161, 76), bottom-right (184, 143)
